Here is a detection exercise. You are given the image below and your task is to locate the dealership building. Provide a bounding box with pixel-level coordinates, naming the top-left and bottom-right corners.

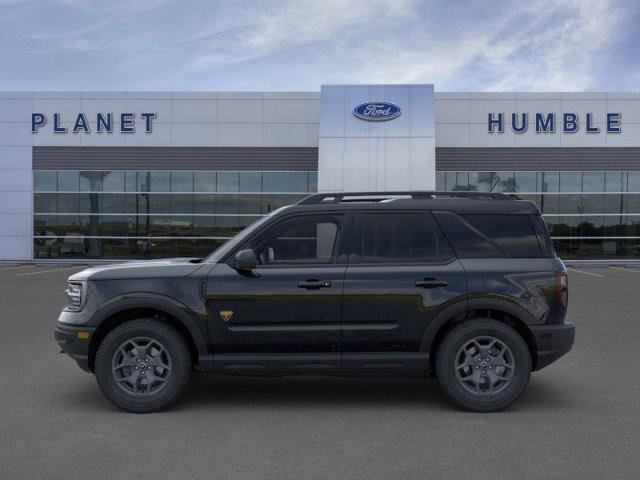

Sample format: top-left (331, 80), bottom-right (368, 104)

top-left (1, 84), bottom-right (640, 262)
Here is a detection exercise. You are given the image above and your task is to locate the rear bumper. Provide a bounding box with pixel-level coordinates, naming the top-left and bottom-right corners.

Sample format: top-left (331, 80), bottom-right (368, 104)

top-left (54, 323), bottom-right (96, 373)
top-left (530, 322), bottom-right (575, 371)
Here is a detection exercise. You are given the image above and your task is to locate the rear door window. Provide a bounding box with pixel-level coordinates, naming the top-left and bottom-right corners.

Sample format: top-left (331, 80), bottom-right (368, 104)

top-left (433, 212), bottom-right (502, 258)
top-left (352, 212), bottom-right (454, 263)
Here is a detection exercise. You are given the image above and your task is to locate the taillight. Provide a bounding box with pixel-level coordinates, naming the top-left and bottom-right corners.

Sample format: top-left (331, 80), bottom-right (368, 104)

top-left (555, 271), bottom-right (568, 310)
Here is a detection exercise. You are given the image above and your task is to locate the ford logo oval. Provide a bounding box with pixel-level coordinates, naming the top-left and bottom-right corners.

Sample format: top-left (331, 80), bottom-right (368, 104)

top-left (353, 102), bottom-right (402, 122)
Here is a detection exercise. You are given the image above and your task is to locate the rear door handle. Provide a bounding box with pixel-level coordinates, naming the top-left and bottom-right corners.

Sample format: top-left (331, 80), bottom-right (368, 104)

top-left (297, 279), bottom-right (332, 289)
top-left (415, 279), bottom-right (448, 288)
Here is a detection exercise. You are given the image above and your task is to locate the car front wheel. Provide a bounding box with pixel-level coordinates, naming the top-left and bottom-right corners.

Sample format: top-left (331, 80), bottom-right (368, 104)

top-left (95, 318), bottom-right (192, 413)
top-left (436, 318), bottom-right (532, 412)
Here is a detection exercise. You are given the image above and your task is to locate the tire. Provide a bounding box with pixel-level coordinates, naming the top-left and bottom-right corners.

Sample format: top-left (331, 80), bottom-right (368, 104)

top-left (95, 318), bottom-right (192, 413)
top-left (435, 318), bottom-right (531, 412)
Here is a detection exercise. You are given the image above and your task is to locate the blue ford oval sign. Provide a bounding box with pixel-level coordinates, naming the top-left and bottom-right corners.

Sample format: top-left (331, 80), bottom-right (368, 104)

top-left (353, 102), bottom-right (402, 122)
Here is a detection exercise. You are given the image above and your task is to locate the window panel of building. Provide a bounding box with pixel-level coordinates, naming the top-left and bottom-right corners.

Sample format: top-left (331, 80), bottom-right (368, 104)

top-left (446, 172), bottom-right (469, 191)
top-left (238, 194), bottom-right (262, 214)
top-left (605, 194), bottom-right (623, 214)
top-left (170, 194), bottom-right (194, 214)
top-left (29, 170), bottom-right (320, 259)
top-left (239, 172), bottom-right (262, 192)
top-left (605, 172), bottom-right (623, 192)
top-left (80, 171), bottom-right (103, 192)
top-left (194, 194), bottom-right (216, 214)
top-left (539, 172), bottom-right (559, 192)
top-left (170, 172), bottom-right (194, 192)
top-left (582, 194), bottom-right (604, 215)
top-left (514, 172), bottom-right (537, 192)
top-left (194, 172), bottom-right (217, 192)
top-left (307, 172), bottom-right (318, 192)
top-left (57, 171), bottom-right (79, 192)
top-left (217, 172), bottom-right (239, 192)
top-left (627, 172), bottom-right (640, 192)
top-left (622, 194), bottom-right (640, 215)
top-left (214, 216), bottom-right (241, 237)
top-left (582, 172), bottom-right (605, 193)
top-left (34, 171), bottom-right (57, 191)
top-left (262, 171), bottom-right (308, 192)
top-left (148, 171), bottom-right (171, 192)
top-left (34, 193), bottom-right (57, 213)
top-left (437, 170), bottom-right (640, 260)
top-left (494, 172), bottom-right (516, 192)
top-left (100, 193), bottom-right (124, 214)
top-left (125, 171), bottom-right (143, 192)
top-left (103, 171), bottom-right (126, 192)
top-left (58, 193), bottom-right (79, 213)
top-left (559, 172), bottom-right (582, 192)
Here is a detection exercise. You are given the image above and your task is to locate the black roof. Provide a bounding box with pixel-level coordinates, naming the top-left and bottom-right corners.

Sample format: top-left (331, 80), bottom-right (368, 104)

top-left (287, 191), bottom-right (540, 215)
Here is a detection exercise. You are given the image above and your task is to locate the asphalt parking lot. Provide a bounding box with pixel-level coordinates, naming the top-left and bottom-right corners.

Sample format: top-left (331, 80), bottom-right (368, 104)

top-left (1, 264), bottom-right (639, 479)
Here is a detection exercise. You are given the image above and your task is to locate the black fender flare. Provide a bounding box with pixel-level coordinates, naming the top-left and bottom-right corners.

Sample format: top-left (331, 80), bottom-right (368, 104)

top-left (90, 293), bottom-right (209, 357)
top-left (419, 297), bottom-right (536, 353)
top-left (419, 299), bottom-right (467, 353)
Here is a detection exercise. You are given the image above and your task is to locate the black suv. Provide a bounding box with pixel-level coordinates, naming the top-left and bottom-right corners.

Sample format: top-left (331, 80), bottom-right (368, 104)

top-left (55, 191), bottom-right (574, 413)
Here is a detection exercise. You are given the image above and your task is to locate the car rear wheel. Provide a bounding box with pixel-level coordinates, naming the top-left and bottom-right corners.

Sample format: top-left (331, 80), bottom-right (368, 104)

top-left (435, 318), bottom-right (531, 412)
top-left (95, 318), bottom-right (192, 413)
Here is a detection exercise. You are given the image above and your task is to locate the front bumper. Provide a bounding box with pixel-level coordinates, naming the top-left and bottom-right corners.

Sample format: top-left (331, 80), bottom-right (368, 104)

top-left (54, 323), bottom-right (96, 372)
top-left (530, 321), bottom-right (575, 371)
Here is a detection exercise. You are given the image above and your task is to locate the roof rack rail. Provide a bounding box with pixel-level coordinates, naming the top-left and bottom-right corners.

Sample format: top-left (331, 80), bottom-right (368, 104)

top-left (297, 191), bottom-right (511, 205)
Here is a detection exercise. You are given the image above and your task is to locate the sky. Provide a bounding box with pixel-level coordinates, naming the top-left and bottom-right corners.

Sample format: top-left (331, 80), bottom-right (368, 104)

top-left (0, 0), bottom-right (638, 92)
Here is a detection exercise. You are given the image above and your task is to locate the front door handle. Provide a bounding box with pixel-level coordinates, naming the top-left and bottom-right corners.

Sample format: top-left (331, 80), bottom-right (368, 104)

top-left (297, 279), bottom-right (332, 289)
top-left (415, 278), bottom-right (448, 288)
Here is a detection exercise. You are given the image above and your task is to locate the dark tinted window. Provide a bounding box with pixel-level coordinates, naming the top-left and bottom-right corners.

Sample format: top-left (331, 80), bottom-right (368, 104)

top-left (250, 215), bottom-right (341, 265)
top-left (433, 212), bottom-right (500, 258)
top-left (530, 214), bottom-right (556, 257)
top-left (354, 213), bottom-right (453, 263)
top-left (461, 214), bottom-right (542, 258)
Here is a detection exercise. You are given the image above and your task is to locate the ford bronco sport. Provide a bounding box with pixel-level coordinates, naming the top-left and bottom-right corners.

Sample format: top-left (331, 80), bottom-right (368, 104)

top-left (55, 191), bottom-right (575, 413)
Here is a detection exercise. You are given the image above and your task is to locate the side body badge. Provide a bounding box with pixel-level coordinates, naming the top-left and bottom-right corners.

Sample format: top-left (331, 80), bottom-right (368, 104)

top-left (219, 310), bottom-right (233, 322)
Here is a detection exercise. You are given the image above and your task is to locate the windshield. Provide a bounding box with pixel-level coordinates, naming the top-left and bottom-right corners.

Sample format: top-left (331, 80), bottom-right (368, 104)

top-left (204, 206), bottom-right (291, 263)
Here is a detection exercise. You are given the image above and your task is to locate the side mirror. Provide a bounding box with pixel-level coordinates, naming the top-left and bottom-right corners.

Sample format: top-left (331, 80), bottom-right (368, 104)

top-left (230, 249), bottom-right (258, 271)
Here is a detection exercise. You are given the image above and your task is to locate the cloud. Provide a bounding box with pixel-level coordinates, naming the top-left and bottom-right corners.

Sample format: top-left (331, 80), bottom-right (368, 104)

top-left (480, 0), bottom-right (626, 91)
top-left (0, 0), bottom-right (636, 91)
top-left (189, 0), bottom-right (415, 70)
top-left (293, 0), bottom-right (630, 91)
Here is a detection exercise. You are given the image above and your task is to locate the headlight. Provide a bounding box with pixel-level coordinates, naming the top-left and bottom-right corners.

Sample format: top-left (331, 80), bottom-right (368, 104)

top-left (65, 282), bottom-right (86, 312)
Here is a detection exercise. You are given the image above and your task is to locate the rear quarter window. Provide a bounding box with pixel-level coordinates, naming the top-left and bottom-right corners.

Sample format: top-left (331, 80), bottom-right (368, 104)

top-left (461, 214), bottom-right (542, 258)
top-left (434, 212), bottom-right (543, 258)
top-left (529, 214), bottom-right (557, 257)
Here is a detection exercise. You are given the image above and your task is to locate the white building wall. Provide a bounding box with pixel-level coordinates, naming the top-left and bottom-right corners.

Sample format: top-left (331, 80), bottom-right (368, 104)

top-left (434, 92), bottom-right (640, 148)
top-left (0, 92), bottom-right (33, 261)
top-left (318, 84), bottom-right (436, 193)
top-left (0, 91), bottom-right (321, 260)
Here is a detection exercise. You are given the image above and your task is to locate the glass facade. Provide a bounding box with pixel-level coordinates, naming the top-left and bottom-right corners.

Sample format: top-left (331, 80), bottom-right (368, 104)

top-left (437, 171), bottom-right (640, 260)
top-left (34, 170), bottom-right (317, 259)
top-left (33, 168), bottom-right (640, 261)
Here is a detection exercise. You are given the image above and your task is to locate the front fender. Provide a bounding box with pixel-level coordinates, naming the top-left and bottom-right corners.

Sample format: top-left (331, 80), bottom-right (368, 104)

top-left (90, 293), bottom-right (209, 357)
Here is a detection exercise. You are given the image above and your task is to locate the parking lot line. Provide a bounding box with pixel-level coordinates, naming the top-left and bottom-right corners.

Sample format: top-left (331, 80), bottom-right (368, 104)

top-left (609, 266), bottom-right (640, 274)
top-left (0, 265), bottom-right (35, 272)
top-left (567, 268), bottom-right (606, 278)
top-left (16, 266), bottom-right (86, 277)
